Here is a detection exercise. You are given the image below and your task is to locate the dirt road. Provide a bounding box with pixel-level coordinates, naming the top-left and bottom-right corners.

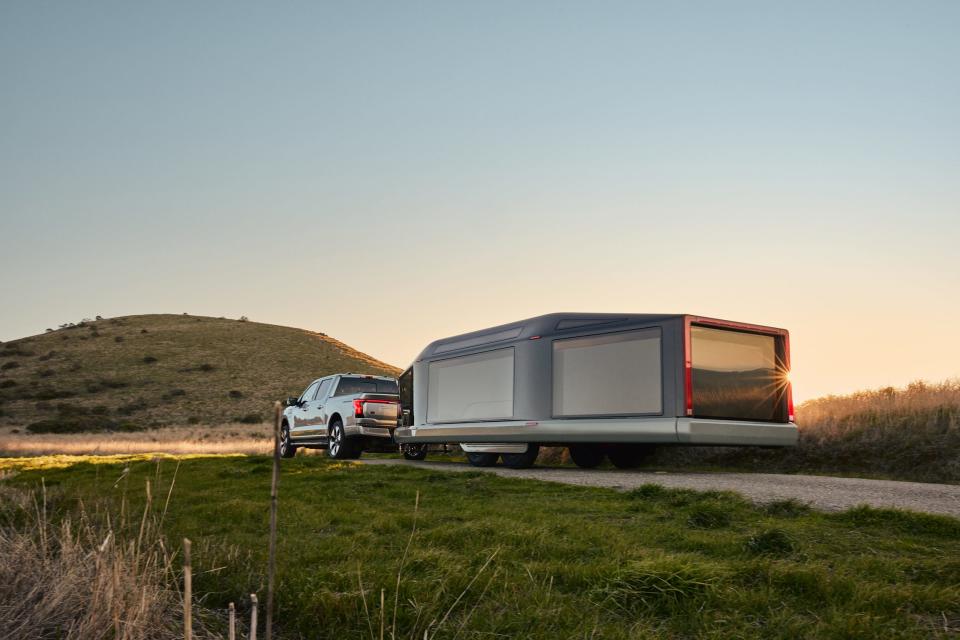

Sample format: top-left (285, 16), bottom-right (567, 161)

top-left (361, 459), bottom-right (960, 517)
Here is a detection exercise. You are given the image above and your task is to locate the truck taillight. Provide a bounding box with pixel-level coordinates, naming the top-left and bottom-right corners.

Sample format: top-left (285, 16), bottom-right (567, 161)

top-left (353, 399), bottom-right (363, 418)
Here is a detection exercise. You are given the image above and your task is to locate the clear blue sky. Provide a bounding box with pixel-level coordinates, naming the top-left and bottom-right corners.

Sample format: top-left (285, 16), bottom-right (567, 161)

top-left (2, 1), bottom-right (958, 401)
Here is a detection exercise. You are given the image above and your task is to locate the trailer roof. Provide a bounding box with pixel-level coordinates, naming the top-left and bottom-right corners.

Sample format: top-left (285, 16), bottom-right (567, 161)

top-left (415, 312), bottom-right (685, 361)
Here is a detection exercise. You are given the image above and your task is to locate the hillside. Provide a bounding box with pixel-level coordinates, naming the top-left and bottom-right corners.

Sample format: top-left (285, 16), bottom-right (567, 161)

top-left (0, 314), bottom-right (400, 430)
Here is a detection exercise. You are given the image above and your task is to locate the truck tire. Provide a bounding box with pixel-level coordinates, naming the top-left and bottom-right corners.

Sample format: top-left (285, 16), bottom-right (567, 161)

top-left (279, 421), bottom-right (297, 459)
top-left (402, 444), bottom-right (428, 461)
top-left (465, 452), bottom-right (499, 467)
top-left (607, 444), bottom-right (655, 469)
top-left (569, 444), bottom-right (605, 469)
top-left (501, 444), bottom-right (540, 469)
top-left (327, 419), bottom-right (355, 460)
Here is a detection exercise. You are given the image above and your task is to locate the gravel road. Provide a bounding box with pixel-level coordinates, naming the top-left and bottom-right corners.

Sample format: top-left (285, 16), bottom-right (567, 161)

top-left (361, 459), bottom-right (960, 518)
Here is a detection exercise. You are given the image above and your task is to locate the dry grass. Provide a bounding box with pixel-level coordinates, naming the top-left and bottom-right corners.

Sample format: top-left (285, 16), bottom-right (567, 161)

top-left (0, 314), bottom-right (400, 430)
top-left (0, 422), bottom-right (276, 457)
top-left (0, 479), bottom-right (223, 639)
top-left (652, 378), bottom-right (960, 483)
top-left (796, 378), bottom-right (960, 440)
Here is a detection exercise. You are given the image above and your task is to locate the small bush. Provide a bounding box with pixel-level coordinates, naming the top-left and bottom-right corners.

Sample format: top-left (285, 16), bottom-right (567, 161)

top-left (37, 351), bottom-right (57, 361)
top-left (162, 389), bottom-right (186, 401)
top-left (38, 369), bottom-right (55, 378)
top-left (198, 363), bottom-right (215, 372)
top-left (0, 380), bottom-right (16, 389)
top-left (229, 390), bottom-right (244, 399)
top-left (142, 356), bottom-right (158, 364)
top-left (187, 416), bottom-right (200, 424)
top-left (1, 362), bottom-right (20, 371)
top-left (116, 400), bottom-right (147, 416)
top-left (236, 413), bottom-right (262, 424)
top-left (114, 336), bottom-right (124, 343)
top-left (744, 529), bottom-right (796, 556)
top-left (140, 328), bottom-right (148, 334)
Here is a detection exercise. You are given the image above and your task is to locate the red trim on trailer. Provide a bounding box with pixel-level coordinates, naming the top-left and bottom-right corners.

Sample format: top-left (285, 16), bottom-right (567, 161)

top-left (683, 316), bottom-right (694, 416)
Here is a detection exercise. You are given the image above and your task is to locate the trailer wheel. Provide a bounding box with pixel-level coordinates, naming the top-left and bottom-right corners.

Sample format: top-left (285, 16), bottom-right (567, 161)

top-left (569, 444), bottom-right (605, 469)
top-left (501, 445), bottom-right (540, 469)
top-left (465, 452), bottom-right (499, 467)
top-left (402, 444), bottom-right (428, 461)
top-left (608, 444), bottom-right (655, 469)
top-left (279, 421), bottom-right (297, 459)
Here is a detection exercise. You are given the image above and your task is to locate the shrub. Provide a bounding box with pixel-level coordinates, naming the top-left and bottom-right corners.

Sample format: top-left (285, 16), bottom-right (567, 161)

top-left (38, 369), bottom-right (55, 378)
top-left (229, 390), bottom-right (244, 399)
top-left (37, 351), bottom-right (57, 361)
top-left (236, 413), bottom-right (262, 424)
top-left (0, 380), bottom-right (16, 389)
top-left (142, 356), bottom-right (158, 364)
top-left (1, 362), bottom-right (20, 371)
top-left (198, 363), bottom-right (215, 372)
top-left (114, 336), bottom-right (124, 343)
top-left (140, 329), bottom-right (148, 334)
top-left (187, 416), bottom-right (200, 424)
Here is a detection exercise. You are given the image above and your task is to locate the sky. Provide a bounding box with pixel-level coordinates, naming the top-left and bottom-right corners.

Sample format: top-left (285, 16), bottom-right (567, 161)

top-left (1, 1), bottom-right (958, 403)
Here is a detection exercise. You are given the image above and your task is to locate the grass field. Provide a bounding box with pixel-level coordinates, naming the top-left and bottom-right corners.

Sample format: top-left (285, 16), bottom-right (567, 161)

top-left (3, 455), bottom-right (958, 639)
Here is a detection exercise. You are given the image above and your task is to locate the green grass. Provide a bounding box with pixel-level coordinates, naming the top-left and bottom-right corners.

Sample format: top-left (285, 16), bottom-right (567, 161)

top-left (3, 455), bottom-right (959, 639)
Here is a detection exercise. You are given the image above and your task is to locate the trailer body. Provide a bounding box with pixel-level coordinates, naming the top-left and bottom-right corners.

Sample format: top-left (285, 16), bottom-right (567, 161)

top-left (394, 313), bottom-right (796, 449)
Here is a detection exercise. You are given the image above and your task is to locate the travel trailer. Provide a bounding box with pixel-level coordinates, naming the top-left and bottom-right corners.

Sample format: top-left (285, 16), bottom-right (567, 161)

top-left (394, 313), bottom-right (796, 469)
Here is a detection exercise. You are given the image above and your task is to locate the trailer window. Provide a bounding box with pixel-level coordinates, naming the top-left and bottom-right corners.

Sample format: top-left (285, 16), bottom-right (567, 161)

top-left (427, 349), bottom-right (514, 422)
top-left (553, 328), bottom-right (662, 417)
top-left (690, 326), bottom-right (783, 421)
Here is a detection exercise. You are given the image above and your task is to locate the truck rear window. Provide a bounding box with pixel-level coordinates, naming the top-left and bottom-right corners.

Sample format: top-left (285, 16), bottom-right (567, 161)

top-left (690, 326), bottom-right (786, 422)
top-left (335, 377), bottom-right (398, 396)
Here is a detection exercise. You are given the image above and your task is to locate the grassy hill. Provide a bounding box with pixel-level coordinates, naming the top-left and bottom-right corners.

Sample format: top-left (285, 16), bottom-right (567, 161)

top-left (0, 314), bottom-right (400, 431)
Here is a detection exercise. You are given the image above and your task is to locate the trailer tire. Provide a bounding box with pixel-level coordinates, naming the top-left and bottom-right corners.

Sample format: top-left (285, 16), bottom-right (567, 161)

top-left (608, 444), bottom-right (655, 469)
top-left (465, 452), bottom-right (499, 467)
top-left (279, 421), bottom-right (297, 459)
top-left (501, 445), bottom-right (540, 469)
top-left (569, 444), bottom-right (605, 469)
top-left (402, 444), bottom-right (428, 461)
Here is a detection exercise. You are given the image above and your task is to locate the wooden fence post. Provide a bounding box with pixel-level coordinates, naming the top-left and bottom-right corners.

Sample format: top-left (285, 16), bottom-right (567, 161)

top-left (250, 593), bottom-right (258, 640)
top-left (228, 602), bottom-right (236, 640)
top-left (266, 401), bottom-right (282, 640)
top-left (183, 538), bottom-right (192, 640)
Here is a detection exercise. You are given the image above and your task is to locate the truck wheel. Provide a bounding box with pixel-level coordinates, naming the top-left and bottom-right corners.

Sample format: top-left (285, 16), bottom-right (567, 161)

top-left (465, 452), bottom-right (499, 467)
top-left (608, 444), bottom-right (655, 469)
top-left (279, 421), bottom-right (297, 459)
top-left (327, 419), bottom-right (355, 460)
top-left (501, 445), bottom-right (540, 469)
top-left (569, 444), bottom-right (605, 469)
top-left (402, 444), bottom-right (428, 461)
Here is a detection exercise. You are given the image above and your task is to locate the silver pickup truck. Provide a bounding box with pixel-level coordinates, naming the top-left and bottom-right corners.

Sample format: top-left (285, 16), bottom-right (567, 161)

top-left (280, 373), bottom-right (399, 459)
